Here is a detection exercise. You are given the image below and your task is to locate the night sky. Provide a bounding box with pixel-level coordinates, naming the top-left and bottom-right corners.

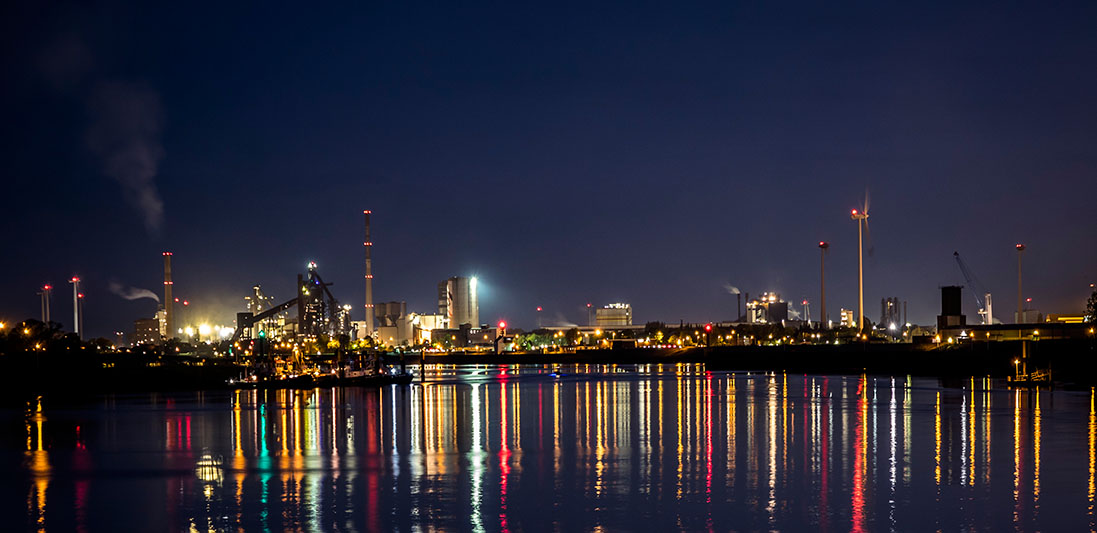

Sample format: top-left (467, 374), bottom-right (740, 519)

top-left (3, 1), bottom-right (1096, 339)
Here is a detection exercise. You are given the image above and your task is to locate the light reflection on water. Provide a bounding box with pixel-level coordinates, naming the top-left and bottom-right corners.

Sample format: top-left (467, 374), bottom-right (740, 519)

top-left (6, 364), bottom-right (1097, 531)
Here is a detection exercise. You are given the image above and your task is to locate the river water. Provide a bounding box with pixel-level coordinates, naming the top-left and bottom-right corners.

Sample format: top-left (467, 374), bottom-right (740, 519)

top-left (4, 364), bottom-right (1095, 531)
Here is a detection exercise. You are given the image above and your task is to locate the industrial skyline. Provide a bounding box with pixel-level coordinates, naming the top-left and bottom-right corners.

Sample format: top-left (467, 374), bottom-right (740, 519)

top-left (7, 209), bottom-right (1090, 342)
top-left (2, 2), bottom-right (1096, 338)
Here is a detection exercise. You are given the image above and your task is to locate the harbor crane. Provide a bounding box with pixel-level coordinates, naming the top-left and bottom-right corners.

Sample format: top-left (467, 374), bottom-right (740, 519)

top-left (953, 251), bottom-right (994, 325)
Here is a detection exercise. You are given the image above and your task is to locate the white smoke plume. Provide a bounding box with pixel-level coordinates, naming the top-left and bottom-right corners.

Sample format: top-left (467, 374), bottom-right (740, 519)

top-left (724, 284), bottom-right (741, 295)
top-left (86, 81), bottom-right (166, 234)
top-left (109, 281), bottom-right (160, 303)
top-left (788, 307), bottom-right (802, 320)
top-left (554, 312), bottom-right (577, 328)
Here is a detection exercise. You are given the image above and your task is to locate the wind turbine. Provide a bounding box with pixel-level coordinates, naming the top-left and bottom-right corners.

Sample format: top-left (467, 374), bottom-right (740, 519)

top-left (850, 191), bottom-right (872, 334)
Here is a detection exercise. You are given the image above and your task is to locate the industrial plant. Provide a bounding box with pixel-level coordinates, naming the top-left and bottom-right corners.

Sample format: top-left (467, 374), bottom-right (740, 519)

top-left (6, 202), bottom-right (1095, 385)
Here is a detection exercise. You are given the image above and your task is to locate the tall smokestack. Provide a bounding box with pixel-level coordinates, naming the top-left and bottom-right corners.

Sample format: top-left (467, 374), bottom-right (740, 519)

top-left (1015, 244), bottom-right (1025, 323)
top-left (363, 210), bottom-right (375, 338)
top-left (69, 276), bottom-right (81, 340)
top-left (163, 252), bottom-right (173, 340)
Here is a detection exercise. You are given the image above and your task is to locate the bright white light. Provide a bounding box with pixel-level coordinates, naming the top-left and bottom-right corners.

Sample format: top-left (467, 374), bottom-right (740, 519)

top-left (198, 324), bottom-right (211, 336)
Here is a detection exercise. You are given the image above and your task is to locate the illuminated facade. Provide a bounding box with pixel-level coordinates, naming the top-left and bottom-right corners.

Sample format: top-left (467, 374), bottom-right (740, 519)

top-left (840, 308), bottom-right (856, 328)
top-left (746, 292), bottom-right (788, 324)
top-left (438, 277), bottom-right (479, 328)
top-left (596, 303), bottom-right (633, 326)
top-left (359, 312), bottom-right (445, 346)
top-left (134, 317), bottom-right (160, 345)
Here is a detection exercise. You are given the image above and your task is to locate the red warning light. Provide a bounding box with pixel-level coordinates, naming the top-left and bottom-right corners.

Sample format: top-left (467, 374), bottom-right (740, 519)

top-left (498, 321), bottom-right (507, 330)
top-left (704, 323), bottom-right (712, 332)
top-left (536, 306), bottom-right (542, 312)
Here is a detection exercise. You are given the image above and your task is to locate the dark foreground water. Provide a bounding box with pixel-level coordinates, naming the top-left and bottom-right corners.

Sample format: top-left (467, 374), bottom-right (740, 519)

top-left (3, 364), bottom-right (1095, 531)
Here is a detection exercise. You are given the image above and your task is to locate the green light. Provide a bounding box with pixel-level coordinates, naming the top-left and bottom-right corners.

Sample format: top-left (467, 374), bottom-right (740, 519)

top-left (258, 330), bottom-right (266, 338)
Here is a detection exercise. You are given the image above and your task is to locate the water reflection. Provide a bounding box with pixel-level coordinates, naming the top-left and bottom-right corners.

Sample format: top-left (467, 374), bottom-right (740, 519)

top-left (25, 396), bottom-right (49, 532)
top-left (1090, 388), bottom-right (1096, 531)
top-left (11, 366), bottom-right (1097, 531)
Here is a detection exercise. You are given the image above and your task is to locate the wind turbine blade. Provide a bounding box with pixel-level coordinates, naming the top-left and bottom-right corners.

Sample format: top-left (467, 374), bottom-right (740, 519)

top-left (864, 187), bottom-right (871, 214)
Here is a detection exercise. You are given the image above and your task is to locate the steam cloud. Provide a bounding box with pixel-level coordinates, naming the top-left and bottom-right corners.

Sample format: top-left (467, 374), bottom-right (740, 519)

top-left (724, 284), bottom-right (741, 295)
top-left (86, 81), bottom-right (166, 234)
top-left (109, 281), bottom-right (160, 303)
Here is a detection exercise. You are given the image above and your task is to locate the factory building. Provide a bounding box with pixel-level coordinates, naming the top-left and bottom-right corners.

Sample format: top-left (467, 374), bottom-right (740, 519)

top-left (937, 286), bottom-right (966, 331)
top-left (375, 301), bottom-right (407, 327)
top-left (431, 323), bottom-right (501, 349)
top-left (596, 303), bottom-right (633, 326)
top-left (355, 311), bottom-right (446, 346)
top-left (1015, 298), bottom-right (1043, 323)
top-left (379, 313), bottom-right (443, 347)
top-left (938, 322), bottom-right (1093, 342)
top-left (747, 293), bottom-right (788, 324)
top-left (840, 308), bottom-right (856, 329)
top-left (880, 297), bottom-right (901, 331)
top-left (438, 276), bottom-right (479, 328)
top-left (133, 318), bottom-right (161, 346)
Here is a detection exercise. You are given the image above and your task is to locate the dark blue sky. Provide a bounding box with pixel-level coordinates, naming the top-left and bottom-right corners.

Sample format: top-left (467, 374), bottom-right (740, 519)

top-left (3, 1), bottom-right (1096, 338)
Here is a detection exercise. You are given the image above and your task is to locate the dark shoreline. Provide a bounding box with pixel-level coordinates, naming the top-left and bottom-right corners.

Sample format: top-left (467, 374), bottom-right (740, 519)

top-left (424, 339), bottom-right (1096, 381)
top-left (2, 338), bottom-right (1094, 403)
